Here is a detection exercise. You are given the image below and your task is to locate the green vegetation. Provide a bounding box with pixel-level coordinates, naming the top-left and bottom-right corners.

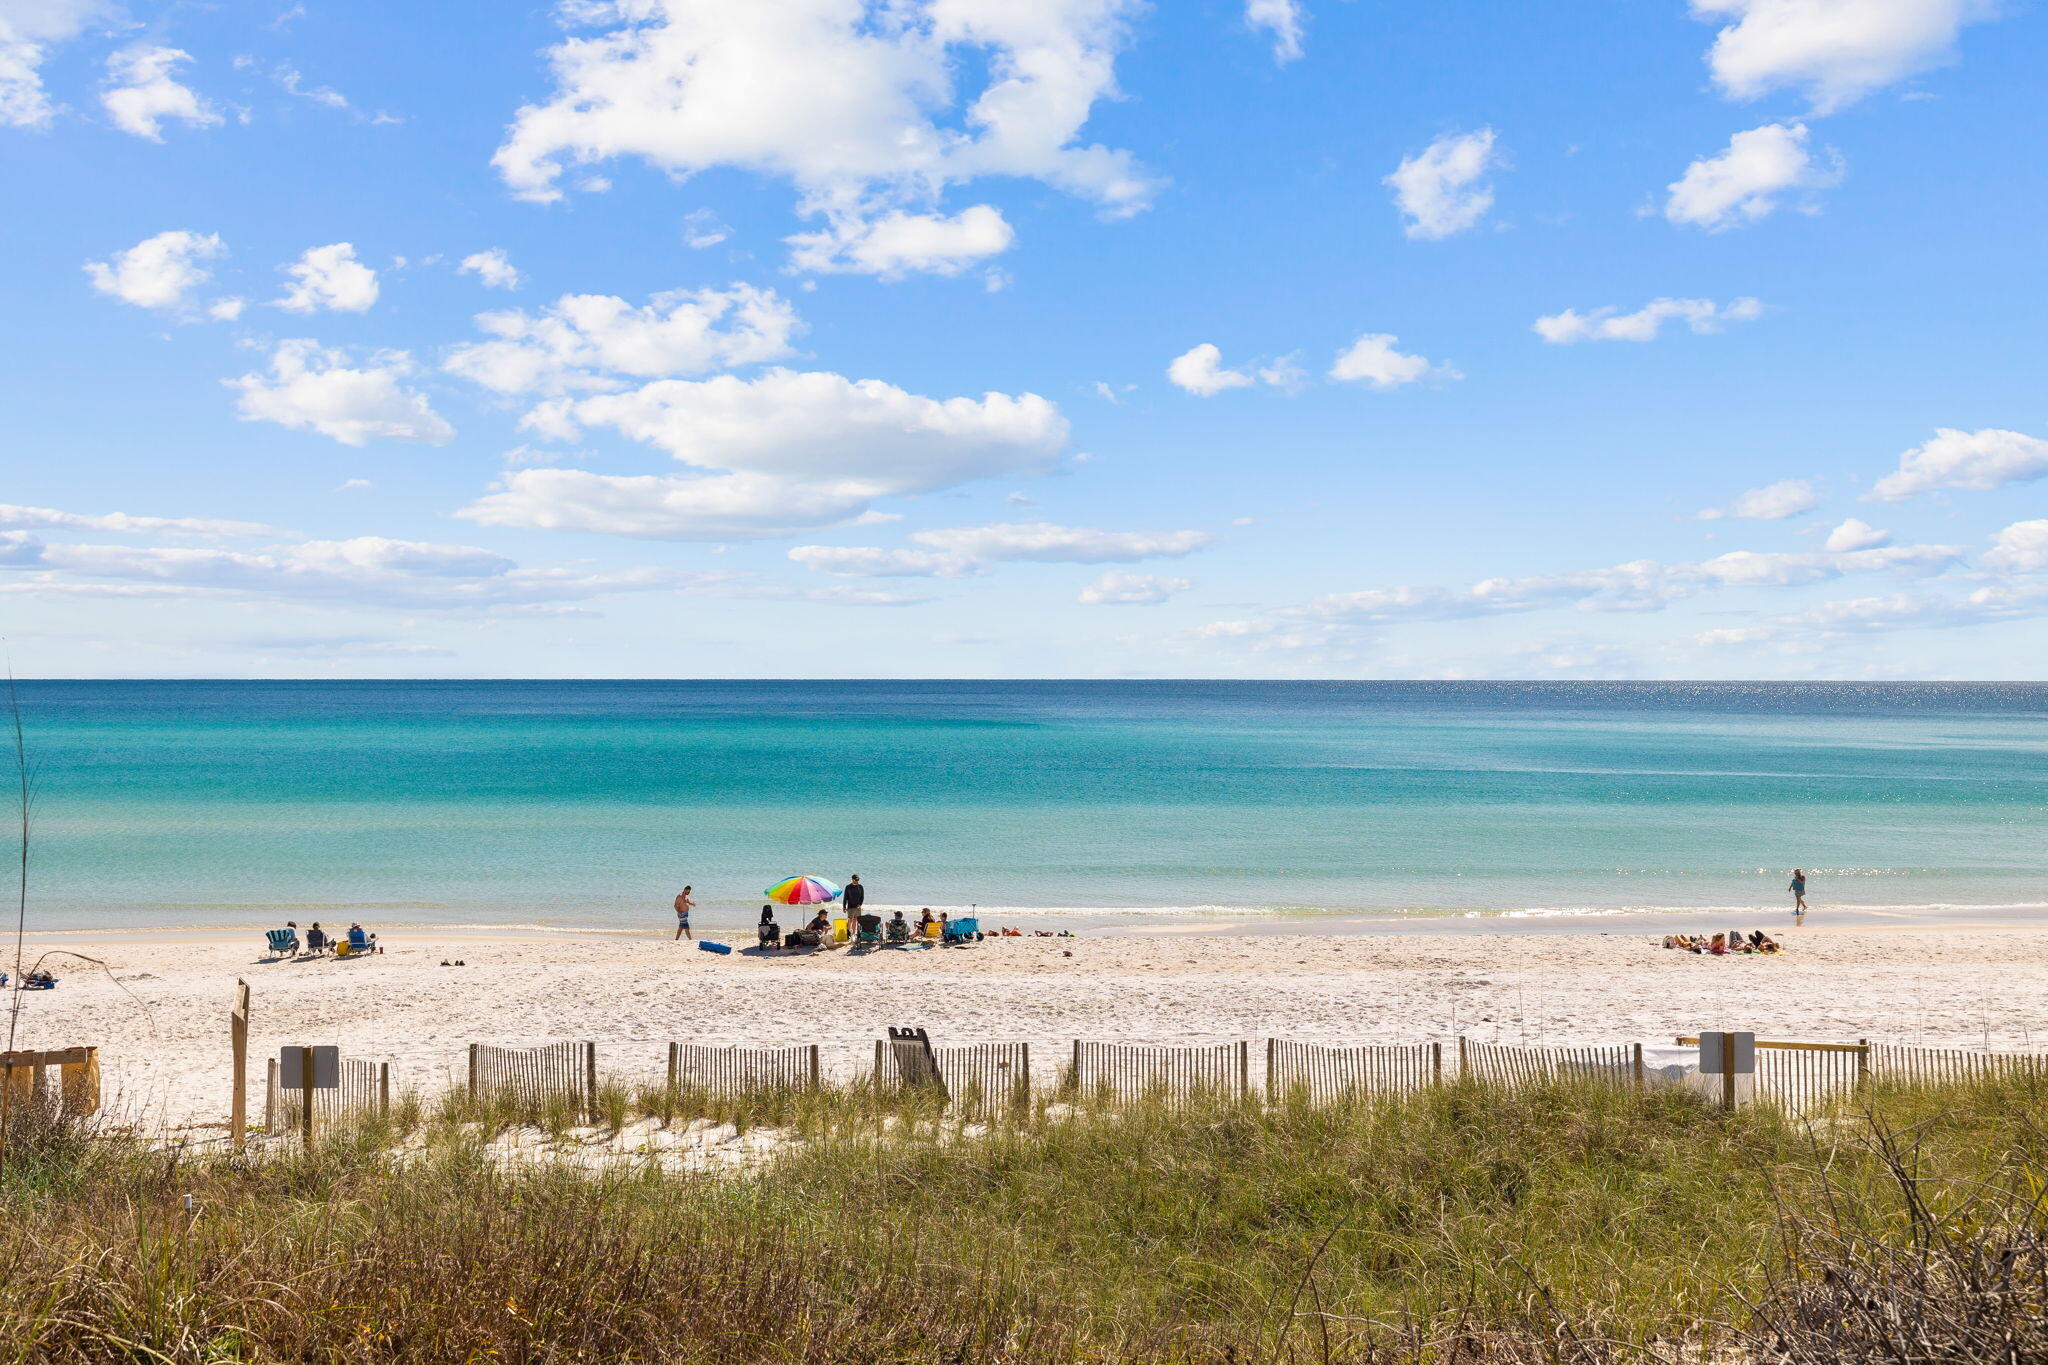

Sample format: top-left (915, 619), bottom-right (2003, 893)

top-left (4, 1075), bottom-right (2045, 1362)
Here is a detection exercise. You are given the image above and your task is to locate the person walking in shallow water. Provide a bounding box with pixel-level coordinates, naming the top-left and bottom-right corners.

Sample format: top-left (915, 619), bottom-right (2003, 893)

top-left (1789, 868), bottom-right (1807, 923)
top-left (673, 885), bottom-right (695, 940)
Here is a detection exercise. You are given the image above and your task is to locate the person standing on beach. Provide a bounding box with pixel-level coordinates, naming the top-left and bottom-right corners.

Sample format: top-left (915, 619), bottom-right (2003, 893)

top-left (1789, 868), bottom-right (1807, 922)
top-left (673, 885), bottom-right (695, 941)
top-left (842, 874), bottom-right (865, 920)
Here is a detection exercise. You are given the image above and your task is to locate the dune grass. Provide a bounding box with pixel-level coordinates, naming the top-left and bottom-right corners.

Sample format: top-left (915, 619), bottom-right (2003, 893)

top-left (3, 1073), bottom-right (2045, 1362)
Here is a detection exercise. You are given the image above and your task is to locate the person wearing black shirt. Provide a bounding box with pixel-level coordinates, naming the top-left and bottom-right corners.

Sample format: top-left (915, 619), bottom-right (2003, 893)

top-left (842, 875), bottom-right (865, 914)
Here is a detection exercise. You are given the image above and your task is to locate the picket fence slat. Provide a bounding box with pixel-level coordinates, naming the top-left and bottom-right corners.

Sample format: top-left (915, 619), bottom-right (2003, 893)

top-left (874, 1041), bottom-right (1031, 1116)
top-left (468, 1041), bottom-right (596, 1112)
top-left (1069, 1041), bottom-right (1247, 1103)
top-left (669, 1043), bottom-right (821, 1093)
top-left (1266, 1040), bottom-right (1440, 1099)
top-left (265, 1056), bottom-right (391, 1132)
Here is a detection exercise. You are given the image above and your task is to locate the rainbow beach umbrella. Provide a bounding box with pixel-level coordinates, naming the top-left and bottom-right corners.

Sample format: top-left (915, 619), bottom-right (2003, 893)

top-left (764, 874), bottom-right (842, 905)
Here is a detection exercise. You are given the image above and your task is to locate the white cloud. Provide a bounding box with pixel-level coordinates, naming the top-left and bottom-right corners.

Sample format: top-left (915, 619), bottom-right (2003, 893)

top-left (209, 296), bottom-right (245, 321)
top-left (1327, 333), bottom-right (1456, 389)
top-left (1384, 128), bottom-right (1501, 240)
top-left (786, 204), bottom-right (1015, 278)
top-left (1079, 569), bottom-right (1189, 604)
top-left (910, 521), bottom-right (1213, 563)
top-left (1534, 296), bottom-right (1763, 344)
top-left (100, 44), bottom-right (219, 141)
top-left (444, 284), bottom-right (799, 395)
top-left (1, 0), bottom-right (105, 128)
top-left (1167, 343), bottom-right (1255, 396)
top-left (459, 248), bottom-right (522, 290)
top-left (463, 369), bottom-right (1068, 540)
top-left (1698, 478), bottom-right (1820, 521)
top-left (682, 209), bottom-right (730, 249)
top-left (1695, 0), bottom-right (1998, 114)
top-left (493, 0), bottom-right (1155, 275)
top-left (787, 545), bottom-right (973, 578)
top-left (1867, 427), bottom-right (2048, 500)
top-left (1664, 122), bottom-right (1841, 231)
top-left (0, 502), bottom-right (279, 538)
top-left (1823, 517), bottom-right (1891, 551)
top-left (229, 339), bottom-right (456, 447)
top-left (1983, 519), bottom-right (2048, 574)
top-left (84, 230), bottom-right (226, 311)
top-left (275, 242), bottom-right (380, 313)
top-left (1245, 0), bottom-right (1305, 62)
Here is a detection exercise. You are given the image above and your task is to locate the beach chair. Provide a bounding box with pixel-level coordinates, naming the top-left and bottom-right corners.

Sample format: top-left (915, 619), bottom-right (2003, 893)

top-left (266, 928), bottom-right (299, 958)
top-left (336, 927), bottom-right (378, 958)
top-left (854, 925), bottom-right (882, 948)
top-left (885, 919), bottom-right (910, 944)
top-left (942, 916), bottom-right (979, 946)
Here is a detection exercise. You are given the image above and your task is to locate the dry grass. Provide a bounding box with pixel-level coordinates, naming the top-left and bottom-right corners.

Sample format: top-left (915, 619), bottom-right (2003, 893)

top-left (3, 1072), bottom-right (2044, 1362)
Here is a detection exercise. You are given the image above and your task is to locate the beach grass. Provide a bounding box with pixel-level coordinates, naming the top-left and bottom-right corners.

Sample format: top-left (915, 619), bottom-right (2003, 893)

top-left (3, 1073), bottom-right (2046, 1362)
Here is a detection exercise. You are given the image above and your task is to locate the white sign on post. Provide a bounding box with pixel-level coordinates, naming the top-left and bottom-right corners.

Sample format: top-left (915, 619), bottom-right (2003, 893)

top-left (1697, 1031), bottom-right (1755, 1076)
top-left (279, 1044), bottom-right (340, 1090)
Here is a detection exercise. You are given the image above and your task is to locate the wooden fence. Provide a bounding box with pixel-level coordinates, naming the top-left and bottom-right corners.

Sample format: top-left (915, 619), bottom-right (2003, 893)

top-left (266, 1056), bottom-right (391, 1132)
top-left (1068, 1041), bottom-right (1249, 1102)
top-left (874, 1040), bottom-right (1031, 1116)
top-left (0, 1046), bottom-right (100, 1118)
top-left (1461, 1040), bottom-right (1641, 1087)
top-left (1674, 1036), bottom-right (1868, 1112)
top-left (469, 1042), bottom-right (597, 1112)
top-left (668, 1043), bottom-right (820, 1093)
top-left (1266, 1040), bottom-right (1441, 1100)
top-left (1869, 1042), bottom-right (2048, 1085)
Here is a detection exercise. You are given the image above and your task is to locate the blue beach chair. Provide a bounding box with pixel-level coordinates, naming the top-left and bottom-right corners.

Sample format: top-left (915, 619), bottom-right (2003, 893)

top-left (265, 928), bottom-right (299, 958)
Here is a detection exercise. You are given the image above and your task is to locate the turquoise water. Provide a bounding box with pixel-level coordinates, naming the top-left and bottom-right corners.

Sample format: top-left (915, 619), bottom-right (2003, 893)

top-left (12, 680), bottom-right (2048, 932)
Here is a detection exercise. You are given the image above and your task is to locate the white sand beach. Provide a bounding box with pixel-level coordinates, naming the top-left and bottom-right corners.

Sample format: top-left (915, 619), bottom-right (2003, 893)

top-left (9, 924), bottom-right (2045, 1132)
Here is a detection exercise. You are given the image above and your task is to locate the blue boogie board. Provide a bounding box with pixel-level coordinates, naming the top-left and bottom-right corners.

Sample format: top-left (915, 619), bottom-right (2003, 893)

top-left (697, 940), bottom-right (733, 955)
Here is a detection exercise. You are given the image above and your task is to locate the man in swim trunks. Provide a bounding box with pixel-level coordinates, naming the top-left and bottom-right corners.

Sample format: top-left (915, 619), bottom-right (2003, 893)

top-left (673, 885), bottom-right (695, 940)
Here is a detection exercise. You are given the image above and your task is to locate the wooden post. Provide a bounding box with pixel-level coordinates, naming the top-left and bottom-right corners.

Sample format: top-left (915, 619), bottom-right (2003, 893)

top-left (1072, 1038), bottom-right (1083, 1093)
top-left (467, 1043), bottom-right (480, 1097)
top-left (1431, 1041), bottom-right (1443, 1085)
top-left (1265, 1038), bottom-right (1277, 1101)
top-left (299, 1045), bottom-right (316, 1149)
top-left (1855, 1038), bottom-right (1870, 1089)
top-left (61, 1049), bottom-right (100, 1118)
top-left (1632, 1042), bottom-right (1645, 1092)
top-left (1237, 1040), bottom-right (1250, 1098)
top-left (808, 1044), bottom-right (821, 1088)
top-left (667, 1042), bottom-right (680, 1090)
top-left (379, 1062), bottom-right (392, 1116)
top-left (1719, 1033), bottom-right (1737, 1112)
top-left (1457, 1035), bottom-right (1468, 1079)
top-left (230, 979), bottom-right (251, 1149)
top-left (584, 1042), bottom-right (599, 1114)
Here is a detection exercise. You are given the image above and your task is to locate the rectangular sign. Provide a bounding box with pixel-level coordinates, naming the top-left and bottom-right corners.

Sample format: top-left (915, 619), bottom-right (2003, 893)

top-left (278, 1044), bottom-right (340, 1090)
top-left (1696, 1031), bottom-right (1756, 1075)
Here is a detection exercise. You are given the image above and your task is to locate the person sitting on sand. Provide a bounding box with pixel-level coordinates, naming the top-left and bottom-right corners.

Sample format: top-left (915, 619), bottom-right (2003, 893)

top-left (305, 922), bottom-right (328, 954)
top-left (758, 905), bottom-right (781, 949)
top-left (917, 908), bottom-right (937, 936)
top-left (886, 911), bottom-right (910, 943)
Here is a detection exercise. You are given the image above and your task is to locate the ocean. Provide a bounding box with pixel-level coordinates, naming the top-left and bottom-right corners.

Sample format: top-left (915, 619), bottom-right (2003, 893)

top-left (12, 680), bottom-right (2048, 934)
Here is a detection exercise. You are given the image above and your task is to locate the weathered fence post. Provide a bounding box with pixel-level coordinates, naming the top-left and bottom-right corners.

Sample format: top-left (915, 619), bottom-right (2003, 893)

top-left (467, 1043), bottom-right (480, 1098)
top-left (1237, 1040), bottom-right (1250, 1097)
top-left (584, 1042), bottom-right (599, 1113)
top-left (1431, 1041), bottom-right (1443, 1085)
top-left (1855, 1038), bottom-right (1870, 1089)
top-left (230, 980), bottom-right (250, 1149)
top-left (1632, 1042), bottom-right (1645, 1092)
top-left (1457, 1036), bottom-right (1468, 1079)
top-left (667, 1042), bottom-right (679, 1090)
top-left (1265, 1038), bottom-right (1278, 1101)
top-left (808, 1044), bottom-right (822, 1088)
top-left (298, 1045), bottom-right (316, 1149)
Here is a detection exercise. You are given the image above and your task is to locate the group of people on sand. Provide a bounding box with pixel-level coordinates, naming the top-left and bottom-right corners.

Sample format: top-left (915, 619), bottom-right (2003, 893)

top-left (1, 968), bottom-right (58, 990)
top-left (672, 877), bottom-right (1014, 951)
top-left (277, 920), bottom-right (379, 955)
top-left (1664, 930), bottom-right (1781, 955)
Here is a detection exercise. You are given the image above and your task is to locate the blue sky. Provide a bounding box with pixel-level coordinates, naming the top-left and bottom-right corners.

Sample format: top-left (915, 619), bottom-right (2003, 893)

top-left (4, 0), bottom-right (2047, 678)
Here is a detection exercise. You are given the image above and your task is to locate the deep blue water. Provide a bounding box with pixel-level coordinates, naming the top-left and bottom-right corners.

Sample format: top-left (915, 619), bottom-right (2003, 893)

top-left (13, 680), bottom-right (2048, 930)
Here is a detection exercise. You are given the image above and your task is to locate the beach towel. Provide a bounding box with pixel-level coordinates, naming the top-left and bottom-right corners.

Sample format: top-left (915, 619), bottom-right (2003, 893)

top-left (698, 940), bottom-right (733, 955)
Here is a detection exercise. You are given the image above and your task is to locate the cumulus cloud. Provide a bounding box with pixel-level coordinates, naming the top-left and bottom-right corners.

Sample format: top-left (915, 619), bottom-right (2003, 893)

top-left (275, 242), bottom-right (380, 313)
top-left (1328, 333), bottom-right (1457, 389)
top-left (683, 209), bottom-right (730, 249)
top-left (1534, 296), bottom-right (1763, 344)
top-left (1664, 122), bottom-right (1842, 230)
top-left (492, 0), bottom-right (1155, 275)
top-left (462, 369), bottom-right (1068, 540)
top-left (1246, 0), bottom-right (1305, 62)
top-left (100, 44), bottom-right (219, 140)
top-left (1823, 517), bottom-right (1892, 552)
top-left (84, 230), bottom-right (226, 311)
top-left (1166, 343), bottom-right (1255, 396)
top-left (445, 284), bottom-right (798, 396)
top-left (0, 502), bottom-right (280, 538)
top-left (786, 204), bottom-right (1014, 278)
top-left (229, 339), bottom-right (456, 447)
top-left (1079, 569), bottom-right (1189, 604)
top-left (1698, 478), bottom-right (1820, 521)
top-left (786, 545), bottom-right (973, 578)
top-left (1983, 519), bottom-right (2048, 574)
top-left (1694, 0), bottom-right (1999, 113)
top-left (1, 0), bottom-right (106, 128)
top-left (1867, 427), bottom-right (2048, 500)
top-left (1385, 128), bottom-right (1501, 240)
top-left (458, 248), bottom-right (522, 290)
